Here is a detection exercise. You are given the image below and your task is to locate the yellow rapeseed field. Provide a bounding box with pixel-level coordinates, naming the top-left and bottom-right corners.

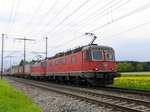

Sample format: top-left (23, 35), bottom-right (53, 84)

top-left (114, 77), bottom-right (150, 85)
top-left (111, 77), bottom-right (150, 90)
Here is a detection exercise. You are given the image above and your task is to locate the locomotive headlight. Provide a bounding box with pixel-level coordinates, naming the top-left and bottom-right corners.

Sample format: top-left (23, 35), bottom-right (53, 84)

top-left (111, 68), bottom-right (114, 71)
top-left (94, 68), bottom-right (99, 71)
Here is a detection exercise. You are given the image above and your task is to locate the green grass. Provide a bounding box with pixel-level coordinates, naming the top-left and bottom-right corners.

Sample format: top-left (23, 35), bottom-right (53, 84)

top-left (0, 79), bottom-right (43, 112)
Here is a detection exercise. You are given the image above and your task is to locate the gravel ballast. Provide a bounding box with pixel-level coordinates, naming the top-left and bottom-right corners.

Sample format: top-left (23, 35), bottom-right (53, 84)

top-left (4, 78), bottom-right (105, 112)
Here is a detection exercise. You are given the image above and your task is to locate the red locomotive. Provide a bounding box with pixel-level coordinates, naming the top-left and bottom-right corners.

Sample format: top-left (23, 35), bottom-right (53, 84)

top-left (6, 33), bottom-right (120, 86)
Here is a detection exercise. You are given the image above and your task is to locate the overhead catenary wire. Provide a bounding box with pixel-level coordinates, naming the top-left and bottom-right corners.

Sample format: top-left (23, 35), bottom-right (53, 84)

top-left (53, 0), bottom-right (150, 51)
top-left (3, 51), bottom-right (19, 59)
top-left (26, 0), bottom-right (60, 37)
top-left (11, 0), bottom-right (89, 57)
top-left (32, 0), bottom-right (110, 51)
top-left (32, 0), bottom-right (73, 38)
top-left (4, 0), bottom-right (24, 69)
top-left (30, 0), bottom-right (73, 51)
top-left (20, 0), bottom-right (46, 36)
top-left (33, 0), bottom-right (102, 38)
top-left (57, 0), bottom-right (130, 38)
top-left (3, 0), bottom-right (44, 61)
top-left (7, 0), bottom-right (21, 36)
top-left (44, 0), bottom-right (90, 36)
top-left (30, 0), bottom-right (136, 56)
top-left (26, 1), bottom-right (150, 54)
top-left (30, 0), bottom-right (98, 51)
top-left (70, 0), bottom-right (118, 28)
top-left (31, 0), bottom-right (91, 51)
top-left (49, 0), bottom-right (126, 43)
top-left (43, 0), bottom-right (110, 37)
top-left (44, 0), bottom-right (128, 46)
top-left (100, 20), bottom-right (150, 41)
top-left (49, 1), bottom-right (150, 50)
top-left (76, 0), bottom-right (130, 30)
top-left (6, 0), bottom-right (16, 34)
top-left (89, 1), bottom-right (150, 32)
top-left (30, 0), bottom-right (122, 50)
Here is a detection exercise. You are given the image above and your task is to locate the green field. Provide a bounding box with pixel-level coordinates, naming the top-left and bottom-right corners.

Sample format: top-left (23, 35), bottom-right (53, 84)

top-left (108, 73), bottom-right (150, 90)
top-left (0, 79), bottom-right (43, 112)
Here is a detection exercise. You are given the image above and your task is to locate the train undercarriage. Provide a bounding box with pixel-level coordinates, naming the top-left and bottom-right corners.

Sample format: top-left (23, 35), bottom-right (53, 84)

top-left (16, 71), bottom-right (121, 86)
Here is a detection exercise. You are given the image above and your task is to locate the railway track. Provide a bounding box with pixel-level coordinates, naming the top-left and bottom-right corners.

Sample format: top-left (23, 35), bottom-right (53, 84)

top-left (6, 77), bottom-right (150, 112)
top-left (93, 87), bottom-right (150, 97)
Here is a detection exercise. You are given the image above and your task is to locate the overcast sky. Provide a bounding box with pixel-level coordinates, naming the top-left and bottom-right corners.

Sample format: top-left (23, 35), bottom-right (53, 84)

top-left (0, 0), bottom-right (150, 69)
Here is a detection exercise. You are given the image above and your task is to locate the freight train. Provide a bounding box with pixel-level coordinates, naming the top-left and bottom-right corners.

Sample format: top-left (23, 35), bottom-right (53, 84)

top-left (5, 33), bottom-right (120, 86)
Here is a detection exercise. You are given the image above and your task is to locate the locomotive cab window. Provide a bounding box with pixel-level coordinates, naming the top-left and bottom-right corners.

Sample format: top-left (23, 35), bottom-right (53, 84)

top-left (106, 50), bottom-right (115, 61)
top-left (92, 50), bottom-right (103, 61)
top-left (71, 56), bottom-right (76, 63)
top-left (86, 50), bottom-right (92, 61)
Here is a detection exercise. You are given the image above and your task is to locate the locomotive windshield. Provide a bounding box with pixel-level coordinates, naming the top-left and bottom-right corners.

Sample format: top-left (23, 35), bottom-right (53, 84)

top-left (92, 50), bottom-right (103, 61)
top-left (106, 50), bottom-right (115, 61)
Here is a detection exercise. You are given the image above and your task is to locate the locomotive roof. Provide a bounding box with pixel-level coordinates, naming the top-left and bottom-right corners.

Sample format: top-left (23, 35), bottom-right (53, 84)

top-left (82, 44), bottom-right (114, 51)
top-left (47, 44), bottom-right (114, 60)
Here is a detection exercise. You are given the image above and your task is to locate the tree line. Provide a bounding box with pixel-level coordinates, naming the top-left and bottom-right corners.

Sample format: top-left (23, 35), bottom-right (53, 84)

top-left (117, 61), bottom-right (150, 72)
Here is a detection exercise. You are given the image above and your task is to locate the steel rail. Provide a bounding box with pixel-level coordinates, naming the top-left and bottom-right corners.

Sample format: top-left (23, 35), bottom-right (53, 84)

top-left (98, 87), bottom-right (150, 97)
